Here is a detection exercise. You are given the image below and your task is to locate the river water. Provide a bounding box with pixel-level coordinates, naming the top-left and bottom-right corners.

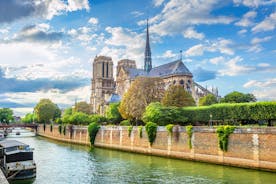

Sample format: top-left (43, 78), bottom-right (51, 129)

top-left (6, 129), bottom-right (276, 184)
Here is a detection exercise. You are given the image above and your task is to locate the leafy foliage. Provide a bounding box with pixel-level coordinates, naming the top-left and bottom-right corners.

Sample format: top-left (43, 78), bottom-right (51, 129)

top-left (58, 124), bottom-right (62, 134)
top-left (75, 101), bottom-right (91, 114)
top-left (186, 125), bottom-right (193, 149)
top-left (22, 113), bottom-right (37, 123)
top-left (0, 108), bottom-right (14, 124)
top-left (105, 102), bottom-right (122, 124)
top-left (145, 122), bottom-right (158, 146)
top-left (199, 94), bottom-right (218, 106)
top-left (142, 102), bottom-right (187, 125)
top-left (50, 124), bottom-right (53, 132)
top-left (128, 126), bottom-right (133, 137)
top-left (165, 124), bottom-right (174, 135)
top-left (120, 120), bottom-right (131, 126)
top-left (119, 77), bottom-right (164, 121)
top-left (88, 122), bottom-right (100, 145)
top-left (138, 126), bottom-right (143, 138)
top-left (216, 126), bottom-right (236, 151)
top-left (35, 99), bottom-right (60, 124)
top-left (63, 125), bottom-right (66, 135)
top-left (43, 123), bottom-right (46, 132)
top-left (162, 85), bottom-right (195, 107)
top-left (221, 91), bottom-right (256, 103)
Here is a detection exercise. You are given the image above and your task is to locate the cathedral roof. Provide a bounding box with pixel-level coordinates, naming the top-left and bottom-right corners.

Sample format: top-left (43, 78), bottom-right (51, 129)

top-left (125, 59), bottom-right (192, 79)
top-left (149, 60), bottom-right (193, 77)
top-left (106, 93), bottom-right (121, 104)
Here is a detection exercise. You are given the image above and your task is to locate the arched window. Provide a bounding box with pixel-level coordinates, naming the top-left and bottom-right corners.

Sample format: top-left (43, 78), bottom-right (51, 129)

top-left (173, 80), bottom-right (176, 84)
top-left (179, 80), bottom-right (184, 85)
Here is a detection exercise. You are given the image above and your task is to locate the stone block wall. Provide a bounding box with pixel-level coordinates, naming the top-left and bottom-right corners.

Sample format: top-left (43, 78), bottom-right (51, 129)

top-left (37, 125), bottom-right (276, 171)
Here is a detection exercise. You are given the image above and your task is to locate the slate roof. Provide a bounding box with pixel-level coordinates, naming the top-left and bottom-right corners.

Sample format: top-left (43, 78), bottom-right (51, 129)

top-left (106, 94), bottom-right (121, 104)
top-left (125, 59), bottom-right (192, 79)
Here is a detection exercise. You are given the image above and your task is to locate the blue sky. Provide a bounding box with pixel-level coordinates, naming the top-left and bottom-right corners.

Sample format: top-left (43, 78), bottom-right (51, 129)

top-left (0, 0), bottom-right (275, 116)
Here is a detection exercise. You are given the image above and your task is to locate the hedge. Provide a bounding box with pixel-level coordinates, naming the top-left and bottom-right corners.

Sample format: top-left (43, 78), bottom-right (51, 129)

top-left (143, 102), bottom-right (276, 125)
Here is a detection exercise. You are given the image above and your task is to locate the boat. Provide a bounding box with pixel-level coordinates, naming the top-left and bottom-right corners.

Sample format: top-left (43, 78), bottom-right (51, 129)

top-left (0, 140), bottom-right (36, 180)
top-left (16, 132), bottom-right (20, 136)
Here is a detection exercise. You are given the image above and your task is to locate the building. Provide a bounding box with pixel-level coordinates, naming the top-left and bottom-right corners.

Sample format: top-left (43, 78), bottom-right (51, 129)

top-left (90, 21), bottom-right (218, 114)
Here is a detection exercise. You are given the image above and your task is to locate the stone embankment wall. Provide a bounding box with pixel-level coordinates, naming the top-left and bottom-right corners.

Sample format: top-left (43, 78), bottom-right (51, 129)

top-left (37, 125), bottom-right (276, 171)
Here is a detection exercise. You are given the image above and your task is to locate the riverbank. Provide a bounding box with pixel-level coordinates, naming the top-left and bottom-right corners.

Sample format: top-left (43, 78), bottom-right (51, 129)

top-left (37, 124), bottom-right (276, 172)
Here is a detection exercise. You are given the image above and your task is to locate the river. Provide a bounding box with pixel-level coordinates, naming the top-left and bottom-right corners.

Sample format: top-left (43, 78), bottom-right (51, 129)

top-left (6, 129), bottom-right (276, 184)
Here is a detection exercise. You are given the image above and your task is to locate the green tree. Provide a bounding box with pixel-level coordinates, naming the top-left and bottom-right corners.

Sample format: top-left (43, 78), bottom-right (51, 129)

top-left (199, 94), bottom-right (218, 106)
top-left (162, 85), bottom-right (195, 107)
top-left (105, 102), bottom-right (122, 124)
top-left (22, 113), bottom-right (37, 123)
top-left (34, 99), bottom-right (60, 124)
top-left (75, 101), bottom-right (91, 114)
top-left (0, 108), bottom-right (14, 124)
top-left (221, 91), bottom-right (256, 103)
top-left (119, 77), bottom-right (164, 121)
top-left (61, 107), bottom-right (73, 124)
top-left (69, 112), bottom-right (90, 125)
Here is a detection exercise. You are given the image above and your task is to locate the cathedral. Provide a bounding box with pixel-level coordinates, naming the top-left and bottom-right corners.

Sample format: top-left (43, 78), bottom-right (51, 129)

top-left (90, 22), bottom-right (218, 114)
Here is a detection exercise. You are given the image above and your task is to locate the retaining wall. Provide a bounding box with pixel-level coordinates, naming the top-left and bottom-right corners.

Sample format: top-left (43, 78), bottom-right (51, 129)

top-left (37, 125), bottom-right (276, 171)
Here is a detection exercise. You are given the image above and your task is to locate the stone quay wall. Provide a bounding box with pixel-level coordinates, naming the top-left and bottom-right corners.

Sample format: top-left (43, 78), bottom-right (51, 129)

top-left (37, 125), bottom-right (276, 171)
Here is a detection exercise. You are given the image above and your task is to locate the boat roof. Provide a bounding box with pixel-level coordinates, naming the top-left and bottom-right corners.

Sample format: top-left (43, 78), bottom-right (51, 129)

top-left (0, 140), bottom-right (28, 148)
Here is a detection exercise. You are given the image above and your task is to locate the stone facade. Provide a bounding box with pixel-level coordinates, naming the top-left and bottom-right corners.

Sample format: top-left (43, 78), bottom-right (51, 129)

top-left (90, 56), bottom-right (115, 114)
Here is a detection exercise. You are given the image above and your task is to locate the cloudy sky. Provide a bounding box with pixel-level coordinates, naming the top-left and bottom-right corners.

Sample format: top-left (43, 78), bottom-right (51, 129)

top-left (0, 0), bottom-right (275, 116)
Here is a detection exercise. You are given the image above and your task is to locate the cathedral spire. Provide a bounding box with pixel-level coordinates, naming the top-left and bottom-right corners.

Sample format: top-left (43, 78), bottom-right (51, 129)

top-left (144, 19), bottom-right (152, 73)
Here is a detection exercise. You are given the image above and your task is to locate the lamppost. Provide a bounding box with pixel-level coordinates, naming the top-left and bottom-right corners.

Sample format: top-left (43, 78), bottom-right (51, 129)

top-left (210, 114), bottom-right (213, 127)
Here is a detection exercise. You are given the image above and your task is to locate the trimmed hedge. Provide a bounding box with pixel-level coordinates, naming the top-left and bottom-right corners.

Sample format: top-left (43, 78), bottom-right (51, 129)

top-left (145, 122), bottom-right (158, 146)
top-left (143, 102), bottom-right (276, 125)
top-left (88, 122), bottom-right (100, 145)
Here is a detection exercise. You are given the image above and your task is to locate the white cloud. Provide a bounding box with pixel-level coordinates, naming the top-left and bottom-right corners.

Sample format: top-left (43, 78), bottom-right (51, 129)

top-left (185, 44), bottom-right (204, 56)
top-left (153, 0), bottom-right (166, 7)
top-left (88, 17), bottom-right (98, 24)
top-left (252, 88), bottom-right (276, 100)
top-left (233, 0), bottom-right (276, 7)
top-left (252, 12), bottom-right (276, 32)
top-left (185, 38), bottom-right (234, 57)
top-left (251, 36), bottom-right (272, 44)
top-left (158, 50), bottom-right (178, 59)
top-left (131, 11), bottom-right (144, 17)
top-left (235, 11), bottom-right (256, 27)
top-left (140, 0), bottom-right (234, 37)
top-left (243, 78), bottom-right (276, 88)
top-left (258, 63), bottom-right (270, 67)
top-left (218, 56), bottom-right (255, 76)
top-left (183, 27), bottom-right (205, 40)
top-left (238, 29), bottom-right (247, 34)
top-left (209, 56), bottom-right (225, 65)
top-left (67, 0), bottom-right (89, 11)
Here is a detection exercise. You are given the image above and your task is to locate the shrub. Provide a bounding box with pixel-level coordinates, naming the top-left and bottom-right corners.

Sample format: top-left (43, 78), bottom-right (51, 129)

top-left (88, 122), bottom-right (100, 145)
top-left (138, 126), bottom-right (143, 138)
top-left (89, 115), bottom-right (107, 124)
top-left (50, 124), bottom-right (53, 132)
top-left (165, 124), bottom-right (174, 135)
top-left (186, 125), bottom-right (193, 149)
top-left (128, 126), bottom-right (133, 137)
top-left (105, 102), bottom-right (122, 124)
top-left (120, 120), bottom-right (131, 126)
top-left (63, 125), bottom-right (66, 135)
top-left (145, 122), bottom-right (158, 146)
top-left (216, 125), bottom-right (236, 152)
top-left (58, 124), bottom-right (62, 134)
top-left (43, 123), bottom-right (46, 132)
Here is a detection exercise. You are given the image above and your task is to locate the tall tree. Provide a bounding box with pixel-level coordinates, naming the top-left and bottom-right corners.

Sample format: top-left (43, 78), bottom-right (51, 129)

top-left (105, 102), bottom-right (122, 124)
top-left (221, 91), bottom-right (256, 103)
top-left (35, 99), bottom-right (60, 124)
top-left (199, 94), bottom-right (218, 106)
top-left (75, 101), bottom-right (91, 114)
top-left (22, 113), bottom-right (37, 123)
top-left (0, 108), bottom-right (14, 124)
top-left (162, 85), bottom-right (195, 107)
top-left (119, 77), bottom-right (164, 121)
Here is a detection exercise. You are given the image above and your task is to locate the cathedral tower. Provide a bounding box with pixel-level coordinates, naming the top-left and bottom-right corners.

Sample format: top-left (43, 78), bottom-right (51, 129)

top-left (90, 56), bottom-right (115, 114)
top-left (144, 20), bottom-right (152, 73)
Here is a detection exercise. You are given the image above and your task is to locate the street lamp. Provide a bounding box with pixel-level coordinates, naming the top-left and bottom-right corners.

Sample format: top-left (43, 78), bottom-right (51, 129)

top-left (210, 114), bottom-right (213, 127)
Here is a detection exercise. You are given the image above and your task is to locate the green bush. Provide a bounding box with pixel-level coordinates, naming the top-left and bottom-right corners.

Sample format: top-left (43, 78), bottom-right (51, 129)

top-left (43, 123), bottom-right (46, 132)
top-left (50, 124), bottom-right (53, 132)
top-left (128, 126), bottom-right (133, 137)
top-left (120, 120), bottom-right (131, 126)
top-left (58, 124), bottom-right (62, 134)
top-left (88, 122), bottom-right (100, 145)
top-left (145, 122), bottom-right (158, 146)
top-left (142, 102), bottom-right (187, 125)
top-left (165, 124), bottom-right (174, 135)
top-left (63, 125), bottom-right (66, 135)
top-left (138, 126), bottom-right (143, 138)
top-left (216, 125), bottom-right (236, 152)
top-left (186, 125), bottom-right (193, 149)
top-left (89, 115), bottom-right (107, 124)
top-left (105, 102), bottom-right (122, 124)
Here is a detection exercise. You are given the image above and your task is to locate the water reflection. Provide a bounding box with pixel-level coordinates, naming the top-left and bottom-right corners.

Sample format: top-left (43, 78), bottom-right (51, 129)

top-left (6, 129), bottom-right (276, 184)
